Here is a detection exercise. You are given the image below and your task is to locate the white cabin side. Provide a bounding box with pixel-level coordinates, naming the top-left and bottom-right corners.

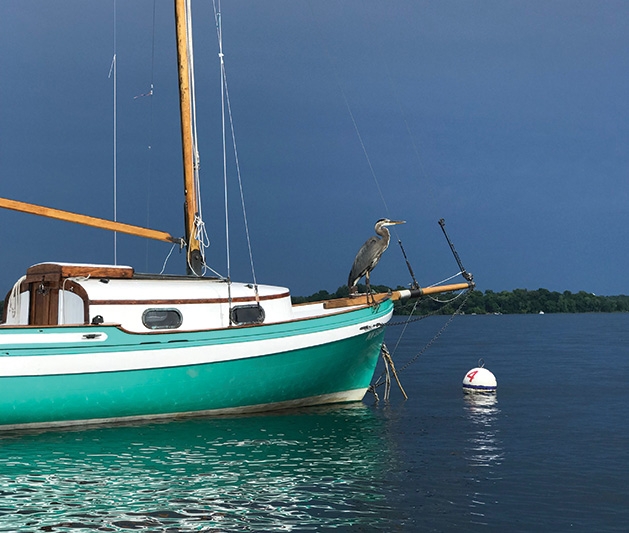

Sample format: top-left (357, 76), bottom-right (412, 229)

top-left (82, 277), bottom-right (295, 332)
top-left (1, 263), bottom-right (300, 332)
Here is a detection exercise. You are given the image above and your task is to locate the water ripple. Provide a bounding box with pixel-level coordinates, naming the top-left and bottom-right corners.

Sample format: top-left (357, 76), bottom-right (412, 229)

top-left (0, 405), bottom-right (406, 532)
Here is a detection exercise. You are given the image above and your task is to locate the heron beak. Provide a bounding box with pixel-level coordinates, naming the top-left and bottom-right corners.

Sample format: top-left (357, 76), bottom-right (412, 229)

top-left (387, 220), bottom-right (406, 226)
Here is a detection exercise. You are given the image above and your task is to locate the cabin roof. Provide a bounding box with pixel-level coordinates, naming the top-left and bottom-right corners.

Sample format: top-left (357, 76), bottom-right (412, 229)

top-left (24, 262), bottom-right (290, 302)
top-left (80, 277), bottom-right (289, 301)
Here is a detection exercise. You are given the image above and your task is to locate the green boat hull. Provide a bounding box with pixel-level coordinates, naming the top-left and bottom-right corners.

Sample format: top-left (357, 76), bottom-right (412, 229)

top-left (0, 302), bottom-right (392, 429)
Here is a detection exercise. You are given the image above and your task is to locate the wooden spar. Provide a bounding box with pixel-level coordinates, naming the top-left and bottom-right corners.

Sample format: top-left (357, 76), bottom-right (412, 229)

top-left (322, 282), bottom-right (475, 309)
top-left (0, 197), bottom-right (181, 244)
top-left (174, 0), bottom-right (203, 275)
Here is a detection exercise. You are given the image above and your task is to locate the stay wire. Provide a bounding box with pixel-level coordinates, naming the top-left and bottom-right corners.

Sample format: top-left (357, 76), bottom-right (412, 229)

top-left (109, 0), bottom-right (118, 265)
top-left (371, 289), bottom-right (472, 392)
top-left (305, 0), bottom-right (390, 217)
top-left (144, 0), bottom-right (157, 271)
top-left (212, 0), bottom-right (260, 292)
top-left (307, 0), bottom-right (426, 293)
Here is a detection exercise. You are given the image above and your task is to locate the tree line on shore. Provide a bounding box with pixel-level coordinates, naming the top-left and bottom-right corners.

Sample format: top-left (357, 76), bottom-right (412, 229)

top-left (2, 286), bottom-right (628, 319)
top-left (292, 286), bottom-right (629, 315)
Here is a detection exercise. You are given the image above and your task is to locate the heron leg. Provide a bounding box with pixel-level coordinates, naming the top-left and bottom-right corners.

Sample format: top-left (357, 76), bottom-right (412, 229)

top-left (365, 272), bottom-right (373, 304)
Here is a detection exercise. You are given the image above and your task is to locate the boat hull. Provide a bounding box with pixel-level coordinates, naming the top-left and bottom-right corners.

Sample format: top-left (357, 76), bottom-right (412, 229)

top-left (0, 301), bottom-right (392, 429)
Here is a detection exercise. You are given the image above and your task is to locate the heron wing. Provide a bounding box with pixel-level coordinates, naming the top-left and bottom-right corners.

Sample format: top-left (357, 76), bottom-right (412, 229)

top-left (348, 236), bottom-right (383, 287)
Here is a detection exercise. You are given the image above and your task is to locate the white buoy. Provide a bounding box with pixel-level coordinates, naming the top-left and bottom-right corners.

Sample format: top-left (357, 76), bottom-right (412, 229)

top-left (463, 360), bottom-right (497, 394)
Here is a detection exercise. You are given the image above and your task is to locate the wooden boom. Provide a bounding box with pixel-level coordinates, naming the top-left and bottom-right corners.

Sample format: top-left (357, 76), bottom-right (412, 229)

top-left (0, 197), bottom-right (182, 245)
top-left (323, 282), bottom-right (475, 309)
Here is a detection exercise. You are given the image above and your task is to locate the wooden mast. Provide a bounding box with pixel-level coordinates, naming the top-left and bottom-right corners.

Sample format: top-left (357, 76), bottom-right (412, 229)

top-left (174, 0), bottom-right (204, 276)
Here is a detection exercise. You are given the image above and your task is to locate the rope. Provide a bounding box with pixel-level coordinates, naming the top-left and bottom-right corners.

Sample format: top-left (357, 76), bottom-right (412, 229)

top-left (160, 243), bottom-right (178, 275)
top-left (370, 289), bottom-right (472, 394)
top-left (6, 275), bottom-right (26, 322)
top-left (380, 343), bottom-right (408, 401)
top-left (193, 214), bottom-right (211, 276)
top-left (398, 290), bottom-right (471, 374)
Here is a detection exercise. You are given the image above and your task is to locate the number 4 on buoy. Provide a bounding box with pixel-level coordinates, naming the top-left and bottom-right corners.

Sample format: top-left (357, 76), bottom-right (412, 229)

top-left (466, 370), bottom-right (479, 382)
top-left (463, 360), bottom-right (497, 394)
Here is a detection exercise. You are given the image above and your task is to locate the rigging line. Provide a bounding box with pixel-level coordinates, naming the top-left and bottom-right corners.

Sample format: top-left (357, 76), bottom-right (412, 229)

top-left (219, 41), bottom-right (259, 288)
top-left (390, 298), bottom-right (420, 356)
top-left (356, 0), bottom-right (434, 204)
top-left (185, 0), bottom-right (211, 275)
top-left (427, 271), bottom-right (464, 288)
top-left (226, 82), bottom-right (260, 290)
top-left (213, 1), bottom-right (231, 284)
top-left (307, 1), bottom-right (421, 287)
top-left (185, 0), bottom-right (202, 207)
top-left (305, 0), bottom-right (390, 217)
top-left (109, 0), bottom-right (118, 265)
top-left (144, 0), bottom-right (157, 271)
top-left (212, 1), bottom-right (259, 290)
top-left (372, 289), bottom-right (471, 391)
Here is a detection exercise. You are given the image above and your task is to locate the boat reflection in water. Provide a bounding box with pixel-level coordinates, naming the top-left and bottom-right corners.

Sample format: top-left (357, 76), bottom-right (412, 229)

top-left (463, 393), bottom-right (504, 525)
top-left (0, 405), bottom-right (397, 531)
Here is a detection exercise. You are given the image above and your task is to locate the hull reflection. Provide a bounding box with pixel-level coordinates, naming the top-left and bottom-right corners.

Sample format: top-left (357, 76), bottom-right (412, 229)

top-left (0, 405), bottom-right (395, 531)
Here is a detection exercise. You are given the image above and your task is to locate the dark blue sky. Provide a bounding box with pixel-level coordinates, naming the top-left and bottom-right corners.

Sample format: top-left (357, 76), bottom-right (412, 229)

top-left (1, 1), bottom-right (628, 296)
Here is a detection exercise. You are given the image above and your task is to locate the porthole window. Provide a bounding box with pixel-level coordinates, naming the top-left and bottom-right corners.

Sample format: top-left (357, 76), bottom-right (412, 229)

top-left (142, 308), bottom-right (183, 330)
top-left (231, 304), bottom-right (265, 325)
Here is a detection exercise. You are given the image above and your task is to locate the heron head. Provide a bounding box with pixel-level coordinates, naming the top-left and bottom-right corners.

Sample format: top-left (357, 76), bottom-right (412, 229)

top-left (375, 218), bottom-right (406, 229)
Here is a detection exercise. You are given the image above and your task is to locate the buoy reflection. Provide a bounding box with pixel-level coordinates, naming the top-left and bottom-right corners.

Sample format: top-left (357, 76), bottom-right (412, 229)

top-left (463, 393), bottom-right (503, 467)
top-left (463, 393), bottom-right (504, 525)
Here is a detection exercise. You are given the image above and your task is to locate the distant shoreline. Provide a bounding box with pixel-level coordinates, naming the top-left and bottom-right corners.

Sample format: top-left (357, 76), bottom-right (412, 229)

top-left (2, 287), bottom-right (628, 320)
top-left (292, 286), bottom-right (629, 315)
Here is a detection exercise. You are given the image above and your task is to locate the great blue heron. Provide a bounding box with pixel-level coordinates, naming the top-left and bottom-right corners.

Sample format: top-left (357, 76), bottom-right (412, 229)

top-left (348, 218), bottom-right (405, 296)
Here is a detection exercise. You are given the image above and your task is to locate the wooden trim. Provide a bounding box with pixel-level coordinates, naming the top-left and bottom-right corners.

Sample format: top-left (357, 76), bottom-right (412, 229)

top-left (28, 279), bottom-right (59, 326)
top-left (174, 0), bottom-right (202, 267)
top-left (26, 263), bottom-right (134, 281)
top-left (62, 280), bottom-right (91, 324)
top-left (89, 291), bottom-right (291, 307)
top-left (323, 282), bottom-right (474, 309)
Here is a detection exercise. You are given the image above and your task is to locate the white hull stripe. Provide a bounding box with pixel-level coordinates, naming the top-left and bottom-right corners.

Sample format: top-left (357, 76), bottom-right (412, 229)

top-left (0, 333), bottom-right (108, 344)
top-left (0, 312), bottom-right (391, 377)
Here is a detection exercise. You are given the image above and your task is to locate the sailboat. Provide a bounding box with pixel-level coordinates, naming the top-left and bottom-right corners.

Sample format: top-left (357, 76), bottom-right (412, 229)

top-left (0, 1), bottom-right (473, 430)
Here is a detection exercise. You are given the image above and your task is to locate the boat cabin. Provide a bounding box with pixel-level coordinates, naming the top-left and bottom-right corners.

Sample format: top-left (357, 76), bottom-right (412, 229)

top-left (1, 262), bottom-right (296, 332)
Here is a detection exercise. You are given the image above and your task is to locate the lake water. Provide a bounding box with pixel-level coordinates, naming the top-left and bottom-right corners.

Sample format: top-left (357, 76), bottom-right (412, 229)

top-left (1, 313), bottom-right (628, 532)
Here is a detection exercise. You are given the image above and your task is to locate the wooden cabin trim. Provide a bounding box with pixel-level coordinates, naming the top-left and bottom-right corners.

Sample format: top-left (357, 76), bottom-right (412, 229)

top-left (89, 291), bottom-right (291, 307)
top-left (63, 280), bottom-right (91, 324)
top-left (26, 263), bottom-right (134, 281)
top-left (18, 271), bottom-right (91, 326)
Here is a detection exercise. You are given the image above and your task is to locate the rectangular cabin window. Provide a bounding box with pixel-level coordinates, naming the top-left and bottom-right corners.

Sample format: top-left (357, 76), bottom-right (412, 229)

top-left (231, 305), bottom-right (265, 326)
top-left (142, 309), bottom-right (183, 330)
